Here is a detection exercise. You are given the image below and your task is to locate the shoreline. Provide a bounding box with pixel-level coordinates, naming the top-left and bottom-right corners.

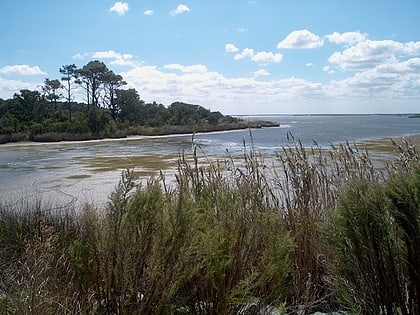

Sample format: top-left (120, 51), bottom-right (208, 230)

top-left (1, 130), bottom-right (419, 152)
top-left (0, 125), bottom-right (281, 148)
top-left (361, 133), bottom-right (420, 148)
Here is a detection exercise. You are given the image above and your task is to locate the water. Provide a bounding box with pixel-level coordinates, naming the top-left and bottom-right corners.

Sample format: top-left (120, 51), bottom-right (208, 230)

top-left (194, 114), bottom-right (420, 154)
top-left (0, 114), bottom-right (419, 207)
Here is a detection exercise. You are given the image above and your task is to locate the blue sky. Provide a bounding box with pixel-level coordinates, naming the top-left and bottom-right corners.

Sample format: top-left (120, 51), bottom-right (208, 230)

top-left (1, 1), bottom-right (420, 114)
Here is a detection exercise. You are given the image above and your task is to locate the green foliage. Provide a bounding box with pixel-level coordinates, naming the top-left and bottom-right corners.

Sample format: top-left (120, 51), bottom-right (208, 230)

top-left (1, 134), bottom-right (419, 313)
top-left (329, 181), bottom-right (406, 313)
top-left (0, 60), bottom-right (251, 143)
top-left (386, 166), bottom-right (420, 314)
top-left (326, 160), bottom-right (420, 314)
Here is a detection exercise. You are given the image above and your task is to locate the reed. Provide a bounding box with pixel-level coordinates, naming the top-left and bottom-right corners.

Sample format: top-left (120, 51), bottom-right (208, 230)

top-left (0, 135), bottom-right (418, 314)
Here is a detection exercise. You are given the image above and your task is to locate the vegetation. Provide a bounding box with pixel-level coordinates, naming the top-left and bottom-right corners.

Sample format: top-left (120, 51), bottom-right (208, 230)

top-left (0, 60), bottom-right (277, 145)
top-left (0, 137), bottom-right (419, 314)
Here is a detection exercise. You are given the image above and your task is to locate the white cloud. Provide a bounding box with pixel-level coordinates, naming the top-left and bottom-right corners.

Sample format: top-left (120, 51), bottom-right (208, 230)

top-left (402, 41), bottom-right (420, 54)
top-left (164, 64), bottom-right (208, 73)
top-left (377, 57), bottom-right (420, 73)
top-left (251, 51), bottom-right (283, 63)
top-left (230, 47), bottom-right (282, 64)
top-left (328, 58), bottom-right (420, 99)
top-left (109, 1), bottom-right (129, 16)
top-left (0, 64), bottom-right (46, 76)
top-left (234, 48), bottom-right (254, 60)
top-left (119, 62), bottom-right (332, 114)
top-left (328, 39), bottom-right (420, 71)
top-left (323, 66), bottom-right (334, 74)
top-left (277, 29), bottom-right (323, 49)
top-left (225, 43), bottom-right (239, 53)
top-left (170, 4), bottom-right (190, 16)
top-left (0, 76), bottom-right (37, 98)
top-left (2, 56), bottom-right (418, 113)
top-left (326, 31), bottom-right (368, 45)
top-left (306, 63), bottom-right (313, 67)
top-left (253, 69), bottom-right (270, 77)
top-left (92, 50), bottom-right (134, 66)
top-left (144, 9), bottom-right (153, 16)
top-left (117, 53), bottom-right (420, 114)
top-left (73, 52), bottom-right (90, 60)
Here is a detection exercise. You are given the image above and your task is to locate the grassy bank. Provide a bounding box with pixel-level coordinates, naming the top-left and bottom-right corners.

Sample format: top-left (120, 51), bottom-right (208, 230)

top-left (0, 120), bottom-right (279, 145)
top-left (0, 138), bottom-right (419, 314)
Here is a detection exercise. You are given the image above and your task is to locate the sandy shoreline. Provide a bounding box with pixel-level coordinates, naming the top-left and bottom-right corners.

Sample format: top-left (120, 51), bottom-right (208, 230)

top-left (372, 133), bottom-right (420, 147)
top-left (0, 127), bottom-right (279, 148)
top-left (0, 129), bottom-right (419, 150)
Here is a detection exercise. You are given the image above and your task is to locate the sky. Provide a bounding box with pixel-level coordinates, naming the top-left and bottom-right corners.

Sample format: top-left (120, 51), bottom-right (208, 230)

top-left (0, 1), bottom-right (420, 115)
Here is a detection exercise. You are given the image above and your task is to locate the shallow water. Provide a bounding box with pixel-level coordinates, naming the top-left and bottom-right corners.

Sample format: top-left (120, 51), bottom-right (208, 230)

top-left (0, 114), bottom-right (419, 207)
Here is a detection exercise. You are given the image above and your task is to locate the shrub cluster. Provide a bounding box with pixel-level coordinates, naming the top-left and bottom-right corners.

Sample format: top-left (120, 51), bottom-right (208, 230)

top-left (0, 137), bottom-right (418, 314)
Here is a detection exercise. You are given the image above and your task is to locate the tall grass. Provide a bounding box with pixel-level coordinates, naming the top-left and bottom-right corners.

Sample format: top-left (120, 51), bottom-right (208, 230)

top-left (0, 136), bottom-right (418, 314)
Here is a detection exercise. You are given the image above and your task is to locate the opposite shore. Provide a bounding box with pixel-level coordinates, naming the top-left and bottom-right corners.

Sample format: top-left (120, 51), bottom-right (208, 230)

top-left (0, 119), bottom-right (280, 145)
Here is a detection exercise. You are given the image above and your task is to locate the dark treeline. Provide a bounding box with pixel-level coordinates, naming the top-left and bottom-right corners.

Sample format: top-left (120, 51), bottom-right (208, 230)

top-left (0, 60), bottom-right (265, 144)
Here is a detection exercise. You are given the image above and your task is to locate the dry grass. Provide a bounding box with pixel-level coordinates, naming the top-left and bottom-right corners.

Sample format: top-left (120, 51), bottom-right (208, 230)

top-left (0, 136), bottom-right (418, 314)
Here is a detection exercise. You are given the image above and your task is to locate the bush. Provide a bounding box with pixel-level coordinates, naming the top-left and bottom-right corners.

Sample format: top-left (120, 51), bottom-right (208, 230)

top-left (0, 137), bottom-right (419, 314)
top-left (326, 165), bottom-right (420, 314)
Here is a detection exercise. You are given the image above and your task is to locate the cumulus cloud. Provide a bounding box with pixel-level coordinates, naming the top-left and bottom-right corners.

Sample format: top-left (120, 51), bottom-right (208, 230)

top-left (323, 66), bottom-right (334, 74)
top-left (0, 64), bottom-right (46, 76)
top-left (164, 64), bottom-right (208, 73)
top-left (225, 43), bottom-right (239, 53)
top-left (234, 48), bottom-right (255, 60)
top-left (253, 69), bottom-right (270, 77)
top-left (144, 9), bottom-right (153, 16)
top-left (227, 46), bottom-right (282, 64)
top-left (118, 52), bottom-right (420, 114)
top-left (326, 31), bottom-right (368, 45)
top-left (170, 4), bottom-right (190, 16)
top-left (118, 61), bottom-right (333, 114)
top-left (328, 58), bottom-right (420, 98)
top-left (277, 29), bottom-right (323, 49)
top-left (251, 51), bottom-right (283, 63)
top-left (72, 50), bottom-right (138, 67)
top-left (109, 1), bottom-right (129, 16)
top-left (91, 50), bottom-right (134, 66)
top-left (0, 76), bottom-right (37, 98)
top-left (328, 39), bottom-right (420, 71)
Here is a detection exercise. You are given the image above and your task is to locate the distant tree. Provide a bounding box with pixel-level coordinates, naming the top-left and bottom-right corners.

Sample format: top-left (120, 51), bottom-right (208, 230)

top-left (168, 102), bottom-right (202, 125)
top-left (13, 89), bottom-right (46, 123)
top-left (102, 70), bottom-right (126, 120)
top-left (208, 111), bottom-right (223, 125)
top-left (42, 78), bottom-right (62, 111)
top-left (77, 60), bottom-right (109, 108)
top-left (116, 88), bottom-right (144, 123)
top-left (87, 107), bottom-right (110, 134)
top-left (59, 64), bottom-right (78, 121)
top-left (143, 102), bottom-right (170, 127)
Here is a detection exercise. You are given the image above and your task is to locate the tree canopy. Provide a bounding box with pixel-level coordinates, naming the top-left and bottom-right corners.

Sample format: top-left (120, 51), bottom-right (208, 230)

top-left (0, 60), bottom-right (256, 144)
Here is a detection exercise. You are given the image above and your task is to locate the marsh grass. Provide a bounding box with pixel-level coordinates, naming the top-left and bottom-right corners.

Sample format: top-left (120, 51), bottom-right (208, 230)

top-left (0, 136), bottom-right (419, 314)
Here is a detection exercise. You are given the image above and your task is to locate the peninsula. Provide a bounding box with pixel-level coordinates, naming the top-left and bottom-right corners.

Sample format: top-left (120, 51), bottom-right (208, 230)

top-left (0, 60), bottom-right (278, 144)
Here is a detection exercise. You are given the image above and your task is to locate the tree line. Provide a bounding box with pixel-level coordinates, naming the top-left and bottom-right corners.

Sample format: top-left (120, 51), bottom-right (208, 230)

top-left (0, 60), bottom-right (243, 143)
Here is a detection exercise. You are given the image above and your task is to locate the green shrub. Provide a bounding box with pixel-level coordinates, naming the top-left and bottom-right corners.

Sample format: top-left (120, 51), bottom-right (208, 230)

top-left (0, 137), bottom-right (418, 314)
top-left (327, 180), bottom-right (406, 314)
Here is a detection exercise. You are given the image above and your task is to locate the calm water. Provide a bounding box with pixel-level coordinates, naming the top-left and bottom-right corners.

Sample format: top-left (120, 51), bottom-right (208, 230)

top-left (1, 114), bottom-right (419, 207)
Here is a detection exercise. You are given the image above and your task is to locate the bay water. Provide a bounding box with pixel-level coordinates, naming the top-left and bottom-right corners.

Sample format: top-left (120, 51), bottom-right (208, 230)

top-left (1, 114), bottom-right (419, 208)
